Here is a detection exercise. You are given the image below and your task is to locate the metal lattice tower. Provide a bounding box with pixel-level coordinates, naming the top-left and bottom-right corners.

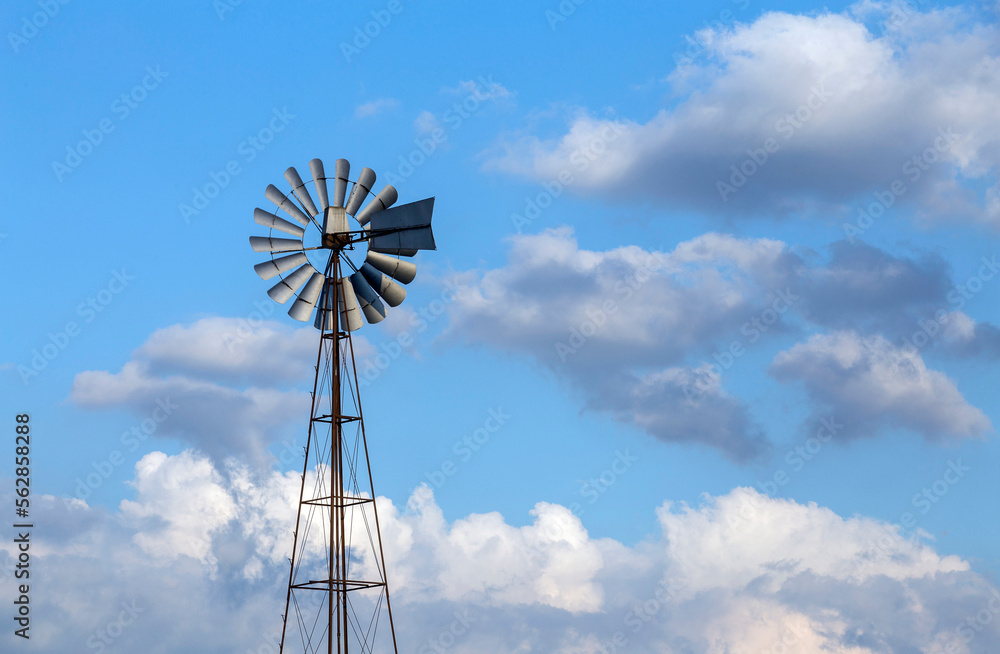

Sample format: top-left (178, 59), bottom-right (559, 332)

top-left (248, 158), bottom-right (436, 653)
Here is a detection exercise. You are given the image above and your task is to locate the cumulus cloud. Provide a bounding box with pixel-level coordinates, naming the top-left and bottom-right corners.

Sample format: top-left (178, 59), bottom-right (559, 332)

top-left (771, 330), bottom-right (992, 440)
top-left (594, 367), bottom-right (770, 462)
top-left (71, 360), bottom-right (307, 465)
top-left (134, 317), bottom-right (316, 385)
top-left (445, 227), bottom-right (793, 460)
top-left (70, 318), bottom-right (316, 464)
top-left (3, 451), bottom-right (998, 652)
top-left (387, 485), bottom-right (605, 613)
top-left (447, 229), bottom-right (950, 376)
top-left (776, 242), bottom-right (1000, 358)
top-left (793, 240), bottom-right (953, 335)
top-left (484, 6), bottom-right (1000, 225)
top-left (941, 311), bottom-right (1000, 358)
top-left (120, 451), bottom-right (238, 569)
top-left (446, 229), bottom-right (996, 458)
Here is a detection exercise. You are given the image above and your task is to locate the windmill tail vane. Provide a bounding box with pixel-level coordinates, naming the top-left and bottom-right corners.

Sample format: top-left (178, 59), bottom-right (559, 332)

top-left (249, 157), bottom-right (435, 653)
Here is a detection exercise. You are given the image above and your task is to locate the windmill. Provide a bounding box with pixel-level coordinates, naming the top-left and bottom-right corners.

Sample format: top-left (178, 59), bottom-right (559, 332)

top-left (249, 157), bottom-right (435, 653)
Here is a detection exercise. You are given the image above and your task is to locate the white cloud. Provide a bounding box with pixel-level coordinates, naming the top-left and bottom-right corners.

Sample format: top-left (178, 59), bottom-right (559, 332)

top-left (446, 229), bottom-right (998, 456)
top-left (444, 227), bottom-right (783, 460)
top-left (484, 6), bottom-right (1000, 225)
top-left (135, 317), bottom-right (316, 385)
top-left (945, 311), bottom-right (979, 343)
top-left (389, 486), bottom-right (605, 613)
top-left (792, 240), bottom-right (953, 336)
top-left (596, 365), bottom-right (769, 462)
top-left (659, 487), bottom-right (966, 595)
top-left (3, 452), bottom-right (998, 652)
top-left (444, 228), bottom-right (793, 370)
top-left (120, 451), bottom-right (237, 570)
top-left (771, 330), bottom-right (992, 440)
top-left (71, 360), bottom-right (308, 464)
top-left (70, 318), bottom-right (316, 464)
top-left (941, 310), bottom-right (1000, 357)
top-left (354, 97), bottom-right (399, 118)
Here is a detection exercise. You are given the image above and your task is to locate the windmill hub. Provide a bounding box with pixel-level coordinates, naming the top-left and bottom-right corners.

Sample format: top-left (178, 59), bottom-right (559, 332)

top-left (320, 205), bottom-right (353, 250)
top-left (321, 231), bottom-right (353, 250)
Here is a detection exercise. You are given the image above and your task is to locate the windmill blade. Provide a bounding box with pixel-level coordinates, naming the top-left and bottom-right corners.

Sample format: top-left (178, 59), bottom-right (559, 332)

top-left (314, 277), bottom-right (363, 332)
top-left (333, 159), bottom-right (350, 208)
top-left (284, 167), bottom-right (319, 218)
top-left (349, 271), bottom-right (387, 324)
top-left (345, 167), bottom-right (376, 216)
top-left (267, 263), bottom-right (316, 304)
top-left (338, 277), bottom-right (363, 332)
top-left (355, 184), bottom-right (398, 227)
top-left (254, 208), bottom-right (305, 238)
top-left (314, 280), bottom-right (336, 331)
top-left (288, 272), bottom-right (324, 321)
top-left (360, 263), bottom-right (406, 307)
top-left (365, 251), bottom-right (417, 284)
top-left (265, 184), bottom-right (311, 227)
top-left (250, 236), bottom-right (303, 254)
top-left (309, 158), bottom-right (329, 210)
top-left (254, 252), bottom-right (309, 281)
top-left (368, 198), bottom-right (436, 254)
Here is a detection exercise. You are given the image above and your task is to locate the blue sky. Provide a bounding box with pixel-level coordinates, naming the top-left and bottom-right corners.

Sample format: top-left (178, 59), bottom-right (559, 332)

top-left (3, 0), bottom-right (1000, 652)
